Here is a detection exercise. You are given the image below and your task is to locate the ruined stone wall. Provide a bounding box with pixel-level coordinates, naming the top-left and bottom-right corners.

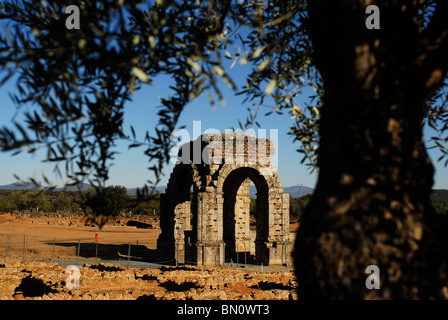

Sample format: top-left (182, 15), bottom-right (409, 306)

top-left (177, 133), bottom-right (275, 166)
top-left (158, 134), bottom-right (292, 266)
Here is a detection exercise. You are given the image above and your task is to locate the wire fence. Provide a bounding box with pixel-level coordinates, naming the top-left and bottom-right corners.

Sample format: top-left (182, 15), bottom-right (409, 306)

top-left (0, 233), bottom-right (173, 267)
top-left (0, 233), bottom-right (294, 272)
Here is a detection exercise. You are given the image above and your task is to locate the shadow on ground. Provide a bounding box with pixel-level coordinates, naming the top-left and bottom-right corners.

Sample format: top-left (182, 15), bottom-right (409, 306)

top-left (48, 242), bottom-right (174, 265)
top-left (14, 274), bottom-right (58, 297)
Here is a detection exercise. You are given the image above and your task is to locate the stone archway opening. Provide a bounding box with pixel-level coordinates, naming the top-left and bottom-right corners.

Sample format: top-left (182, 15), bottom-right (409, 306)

top-left (222, 167), bottom-right (270, 265)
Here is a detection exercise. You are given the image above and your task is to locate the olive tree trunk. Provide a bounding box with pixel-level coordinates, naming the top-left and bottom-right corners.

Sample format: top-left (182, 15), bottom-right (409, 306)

top-left (293, 1), bottom-right (448, 299)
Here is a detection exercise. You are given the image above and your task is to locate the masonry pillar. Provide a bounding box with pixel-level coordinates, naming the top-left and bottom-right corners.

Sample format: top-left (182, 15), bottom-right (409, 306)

top-left (265, 192), bottom-right (292, 265)
top-left (173, 201), bottom-right (191, 264)
top-left (196, 191), bottom-right (225, 266)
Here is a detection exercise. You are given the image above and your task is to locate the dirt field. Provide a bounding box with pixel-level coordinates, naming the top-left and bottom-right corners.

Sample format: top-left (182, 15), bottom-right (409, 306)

top-left (0, 213), bottom-right (298, 300)
top-left (0, 212), bottom-right (161, 243)
top-left (0, 213), bottom-right (161, 263)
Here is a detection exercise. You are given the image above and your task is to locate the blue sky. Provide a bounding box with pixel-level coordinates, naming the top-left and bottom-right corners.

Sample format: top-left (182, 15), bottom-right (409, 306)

top-left (0, 60), bottom-right (321, 189)
top-left (0, 56), bottom-right (447, 190)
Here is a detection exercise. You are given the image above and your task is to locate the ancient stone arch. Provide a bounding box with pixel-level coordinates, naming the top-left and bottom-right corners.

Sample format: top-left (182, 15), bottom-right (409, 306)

top-left (157, 133), bottom-right (291, 266)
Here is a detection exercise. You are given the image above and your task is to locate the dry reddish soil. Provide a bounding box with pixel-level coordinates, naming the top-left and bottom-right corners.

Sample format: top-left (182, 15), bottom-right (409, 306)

top-left (0, 213), bottom-right (161, 262)
top-left (0, 213), bottom-right (298, 300)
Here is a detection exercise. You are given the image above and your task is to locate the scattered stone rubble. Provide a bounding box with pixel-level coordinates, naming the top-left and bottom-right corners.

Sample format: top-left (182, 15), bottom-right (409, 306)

top-left (0, 262), bottom-right (297, 300)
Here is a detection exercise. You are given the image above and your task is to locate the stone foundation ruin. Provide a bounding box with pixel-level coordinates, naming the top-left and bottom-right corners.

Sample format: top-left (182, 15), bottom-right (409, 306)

top-left (157, 133), bottom-right (292, 266)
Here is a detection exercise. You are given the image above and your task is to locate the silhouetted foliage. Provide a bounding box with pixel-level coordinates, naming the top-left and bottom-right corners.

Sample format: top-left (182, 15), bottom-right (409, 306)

top-left (290, 194), bottom-right (312, 220)
top-left (433, 201), bottom-right (448, 215)
top-left (0, 187), bottom-right (160, 215)
top-left (81, 185), bottom-right (129, 216)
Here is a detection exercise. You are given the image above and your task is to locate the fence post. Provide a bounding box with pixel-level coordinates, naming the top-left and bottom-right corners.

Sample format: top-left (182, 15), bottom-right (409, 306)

top-left (52, 238), bottom-right (55, 261)
top-left (77, 240), bottom-right (81, 265)
top-left (4, 235), bottom-right (10, 263)
top-left (127, 243), bottom-right (131, 266)
top-left (217, 243), bottom-right (220, 267)
top-left (22, 235), bottom-right (28, 262)
top-left (284, 242), bottom-right (287, 266)
top-left (244, 242), bottom-right (247, 266)
top-left (6, 235), bottom-right (10, 259)
top-left (176, 243), bottom-right (179, 267)
top-left (236, 243), bottom-right (239, 266)
top-left (222, 242), bottom-right (225, 267)
top-left (95, 242), bottom-right (99, 261)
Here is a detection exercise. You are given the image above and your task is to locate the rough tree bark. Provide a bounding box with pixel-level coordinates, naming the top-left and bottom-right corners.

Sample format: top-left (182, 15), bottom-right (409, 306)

top-left (293, 1), bottom-right (448, 299)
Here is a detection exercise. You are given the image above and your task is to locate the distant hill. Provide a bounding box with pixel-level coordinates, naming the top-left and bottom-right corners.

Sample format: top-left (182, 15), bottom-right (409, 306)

top-left (0, 182), bottom-right (41, 191)
top-left (283, 185), bottom-right (315, 198)
top-left (126, 186), bottom-right (166, 196)
top-left (0, 182), bottom-right (94, 192)
top-left (2, 181), bottom-right (446, 202)
top-left (127, 185), bottom-right (315, 198)
top-left (248, 185), bottom-right (314, 198)
top-left (0, 182), bottom-right (315, 197)
top-left (0, 182), bottom-right (163, 195)
top-left (58, 183), bottom-right (95, 191)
